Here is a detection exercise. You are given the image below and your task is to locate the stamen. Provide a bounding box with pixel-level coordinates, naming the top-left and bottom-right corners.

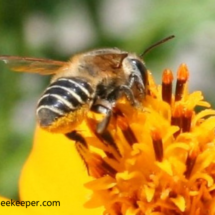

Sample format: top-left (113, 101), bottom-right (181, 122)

top-left (109, 203), bottom-right (123, 215)
top-left (171, 105), bottom-right (183, 137)
top-left (117, 116), bottom-right (138, 146)
top-left (162, 69), bottom-right (173, 105)
top-left (122, 126), bottom-right (138, 146)
top-left (100, 160), bottom-right (117, 178)
top-left (184, 149), bottom-right (198, 179)
top-left (182, 109), bottom-right (193, 132)
top-left (88, 153), bottom-right (115, 178)
top-left (96, 131), bottom-right (121, 157)
top-left (175, 64), bottom-right (189, 101)
top-left (88, 117), bottom-right (121, 158)
top-left (151, 129), bottom-right (163, 162)
top-left (66, 129), bottom-right (118, 177)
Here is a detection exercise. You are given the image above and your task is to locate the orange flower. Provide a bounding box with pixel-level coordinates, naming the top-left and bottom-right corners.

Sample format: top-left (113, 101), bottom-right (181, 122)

top-left (77, 64), bottom-right (215, 214)
top-left (1, 64), bottom-right (215, 215)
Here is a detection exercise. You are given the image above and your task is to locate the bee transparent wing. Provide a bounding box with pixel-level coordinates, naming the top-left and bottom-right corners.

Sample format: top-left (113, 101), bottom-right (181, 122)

top-left (0, 55), bottom-right (67, 75)
top-left (83, 52), bottom-right (128, 74)
top-left (91, 51), bottom-right (128, 68)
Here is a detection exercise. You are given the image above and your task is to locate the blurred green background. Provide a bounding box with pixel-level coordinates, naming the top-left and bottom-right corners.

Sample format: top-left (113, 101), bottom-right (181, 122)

top-left (1, 0), bottom-right (215, 199)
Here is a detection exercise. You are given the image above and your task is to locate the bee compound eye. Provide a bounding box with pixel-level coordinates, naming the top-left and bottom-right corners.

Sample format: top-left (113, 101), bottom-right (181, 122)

top-left (131, 59), bottom-right (148, 86)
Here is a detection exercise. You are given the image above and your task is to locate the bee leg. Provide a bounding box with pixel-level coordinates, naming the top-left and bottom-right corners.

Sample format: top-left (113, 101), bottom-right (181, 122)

top-left (65, 131), bottom-right (90, 174)
top-left (92, 86), bottom-right (136, 134)
top-left (65, 130), bottom-right (88, 148)
top-left (107, 85), bottom-right (137, 106)
top-left (96, 110), bottom-right (112, 134)
top-left (91, 99), bottom-right (113, 134)
top-left (128, 73), bottom-right (145, 95)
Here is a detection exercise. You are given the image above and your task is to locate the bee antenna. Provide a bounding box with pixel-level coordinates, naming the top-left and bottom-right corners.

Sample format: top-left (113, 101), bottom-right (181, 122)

top-left (140, 35), bottom-right (175, 58)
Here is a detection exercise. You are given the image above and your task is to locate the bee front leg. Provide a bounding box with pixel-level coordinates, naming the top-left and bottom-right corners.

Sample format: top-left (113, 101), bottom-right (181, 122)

top-left (107, 85), bottom-right (137, 106)
top-left (128, 73), bottom-right (145, 96)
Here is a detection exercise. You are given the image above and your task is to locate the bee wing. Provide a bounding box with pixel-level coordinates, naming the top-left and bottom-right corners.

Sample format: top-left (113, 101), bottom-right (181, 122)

top-left (88, 51), bottom-right (128, 70)
top-left (0, 55), bottom-right (67, 75)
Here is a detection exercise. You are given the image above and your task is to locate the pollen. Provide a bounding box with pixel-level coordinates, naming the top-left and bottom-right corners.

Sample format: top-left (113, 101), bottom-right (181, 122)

top-left (70, 64), bottom-right (215, 215)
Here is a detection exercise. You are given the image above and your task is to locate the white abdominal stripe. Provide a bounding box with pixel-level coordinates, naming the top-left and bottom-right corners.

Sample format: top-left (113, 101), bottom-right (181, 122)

top-left (36, 77), bottom-right (94, 126)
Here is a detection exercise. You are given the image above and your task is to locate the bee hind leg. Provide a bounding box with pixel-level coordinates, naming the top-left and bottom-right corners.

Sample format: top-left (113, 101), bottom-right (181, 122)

top-left (65, 131), bottom-right (90, 174)
top-left (65, 130), bottom-right (88, 148)
top-left (91, 99), bottom-right (112, 134)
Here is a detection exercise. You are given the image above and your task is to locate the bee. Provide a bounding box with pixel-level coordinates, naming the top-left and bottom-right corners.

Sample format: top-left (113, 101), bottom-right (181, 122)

top-left (0, 36), bottom-right (174, 134)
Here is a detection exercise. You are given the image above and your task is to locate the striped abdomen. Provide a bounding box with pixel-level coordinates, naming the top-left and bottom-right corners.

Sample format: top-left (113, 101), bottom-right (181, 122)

top-left (36, 77), bottom-right (94, 133)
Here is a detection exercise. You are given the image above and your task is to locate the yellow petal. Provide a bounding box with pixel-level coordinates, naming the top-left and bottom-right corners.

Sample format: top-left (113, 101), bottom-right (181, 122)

top-left (156, 159), bottom-right (173, 176)
top-left (19, 126), bottom-right (103, 215)
top-left (143, 184), bottom-right (155, 202)
top-left (0, 196), bottom-right (35, 214)
top-left (170, 195), bottom-right (186, 212)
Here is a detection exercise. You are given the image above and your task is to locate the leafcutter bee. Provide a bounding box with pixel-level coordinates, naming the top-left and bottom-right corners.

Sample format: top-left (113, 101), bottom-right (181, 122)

top-left (0, 36), bottom-right (174, 134)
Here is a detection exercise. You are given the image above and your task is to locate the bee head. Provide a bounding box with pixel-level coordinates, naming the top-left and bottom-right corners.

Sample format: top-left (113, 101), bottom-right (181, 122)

top-left (122, 55), bottom-right (148, 93)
